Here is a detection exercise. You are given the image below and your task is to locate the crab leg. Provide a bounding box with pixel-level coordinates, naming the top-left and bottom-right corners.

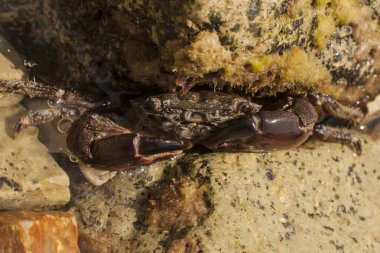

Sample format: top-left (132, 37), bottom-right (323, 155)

top-left (12, 106), bottom-right (80, 137)
top-left (313, 124), bottom-right (362, 155)
top-left (0, 79), bottom-right (62, 98)
top-left (308, 92), bottom-right (364, 123)
top-left (13, 108), bottom-right (62, 137)
top-left (1, 79), bottom-right (108, 136)
top-left (0, 79), bottom-right (104, 108)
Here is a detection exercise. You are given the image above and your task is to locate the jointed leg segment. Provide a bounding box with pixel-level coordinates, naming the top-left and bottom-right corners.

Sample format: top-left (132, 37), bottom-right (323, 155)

top-left (0, 79), bottom-right (107, 136)
top-left (308, 92), bottom-right (364, 124)
top-left (313, 124), bottom-right (362, 155)
top-left (0, 79), bottom-right (105, 108)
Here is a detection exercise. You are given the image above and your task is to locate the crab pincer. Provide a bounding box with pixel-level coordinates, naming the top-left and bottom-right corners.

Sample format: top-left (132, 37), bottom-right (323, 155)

top-left (66, 111), bottom-right (192, 170)
top-left (204, 97), bottom-right (363, 155)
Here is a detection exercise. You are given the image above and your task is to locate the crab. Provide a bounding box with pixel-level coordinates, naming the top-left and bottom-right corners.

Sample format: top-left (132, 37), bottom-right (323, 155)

top-left (0, 79), bottom-right (364, 171)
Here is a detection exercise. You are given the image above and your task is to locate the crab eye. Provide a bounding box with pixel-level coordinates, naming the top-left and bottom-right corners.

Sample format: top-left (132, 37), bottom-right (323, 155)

top-left (144, 98), bottom-right (162, 112)
top-left (240, 103), bottom-right (251, 113)
top-left (232, 99), bottom-right (251, 113)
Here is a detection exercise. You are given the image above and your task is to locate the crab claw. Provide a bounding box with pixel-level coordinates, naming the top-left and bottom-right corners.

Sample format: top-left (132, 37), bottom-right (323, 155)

top-left (90, 134), bottom-right (192, 170)
top-left (203, 98), bottom-right (318, 152)
top-left (203, 111), bottom-right (312, 152)
top-left (66, 111), bottom-right (193, 170)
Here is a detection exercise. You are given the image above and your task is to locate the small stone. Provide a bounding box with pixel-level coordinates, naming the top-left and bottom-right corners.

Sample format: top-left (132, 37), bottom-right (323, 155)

top-left (0, 211), bottom-right (80, 253)
top-left (79, 163), bottom-right (117, 186)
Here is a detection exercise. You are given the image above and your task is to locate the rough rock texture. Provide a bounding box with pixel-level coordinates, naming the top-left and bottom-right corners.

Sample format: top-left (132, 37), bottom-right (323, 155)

top-left (135, 136), bottom-right (380, 252)
top-left (115, 0), bottom-right (380, 103)
top-left (0, 2), bottom-right (380, 252)
top-left (72, 132), bottom-right (380, 252)
top-left (0, 35), bottom-right (70, 210)
top-left (72, 162), bottom-right (171, 252)
top-left (0, 211), bottom-right (79, 253)
top-left (1, 0), bottom-right (379, 103)
top-left (78, 227), bottom-right (119, 253)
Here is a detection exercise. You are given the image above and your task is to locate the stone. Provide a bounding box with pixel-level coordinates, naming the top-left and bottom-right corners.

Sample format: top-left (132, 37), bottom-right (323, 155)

top-left (72, 161), bottom-right (170, 252)
top-left (78, 227), bottom-right (119, 253)
top-left (2, 1), bottom-right (379, 101)
top-left (78, 163), bottom-right (117, 186)
top-left (134, 136), bottom-right (380, 252)
top-left (0, 211), bottom-right (79, 253)
top-left (0, 35), bottom-right (70, 210)
top-left (73, 132), bottom-right (380, 252)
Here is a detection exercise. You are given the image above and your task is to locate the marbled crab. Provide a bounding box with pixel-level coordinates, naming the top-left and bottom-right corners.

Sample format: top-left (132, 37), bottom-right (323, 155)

top-left (0, 79), bottom-right (364, 170)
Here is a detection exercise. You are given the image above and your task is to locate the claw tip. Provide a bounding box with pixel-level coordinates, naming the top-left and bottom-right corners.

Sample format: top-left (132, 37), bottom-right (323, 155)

top-left (353, 140), bottom-right (362, 156)
top-left (12, 124), bottom-right (22, 139)
top-left (182, 139), bottom-right (193, 150)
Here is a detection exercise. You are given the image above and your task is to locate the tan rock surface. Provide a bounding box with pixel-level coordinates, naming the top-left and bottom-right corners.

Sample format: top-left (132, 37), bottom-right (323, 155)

top-left (0, 35), bottom-right (70, 210)
top-left (134, 136), bottom-right (380, 252)
top-left (73, 133), bottom-right (380, 252)
top-left (0, 211), bottom-right (79, 253)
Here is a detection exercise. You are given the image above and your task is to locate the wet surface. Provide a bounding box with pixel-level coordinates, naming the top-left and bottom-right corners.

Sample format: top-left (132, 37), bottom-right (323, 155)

top-left (1, 3), bottom-right (380, 252)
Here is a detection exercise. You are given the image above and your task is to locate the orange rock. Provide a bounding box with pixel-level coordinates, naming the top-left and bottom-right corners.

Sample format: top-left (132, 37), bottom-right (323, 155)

top-left (0, 211), bottom-right (79, 253)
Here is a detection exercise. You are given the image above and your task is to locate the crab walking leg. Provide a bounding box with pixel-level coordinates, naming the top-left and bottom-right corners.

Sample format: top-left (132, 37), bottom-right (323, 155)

top-left (13, 108), bottom-right (62, 137)
top-left (313, 124), bottom-right (362, 155)
top-left (0, 79), bottom-right (104, 108)
top-left (12, 106), bottom-right (80, 137)
top-left (89, 134), bottom-right (192, 170)
top-left (0, 79), bottom-right (62, 98)
top-left (308, 92), bottom-right (364, 123)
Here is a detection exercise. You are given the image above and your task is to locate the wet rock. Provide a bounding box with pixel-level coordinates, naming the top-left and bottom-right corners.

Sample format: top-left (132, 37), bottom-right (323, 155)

top-left (0, 210), bottom-right (79, 253)
top-left (78, 163), bottom-right (117, 186)
top-left (1, 1), bottom-right (379, 102)
top-left (72, 161), bottom-right (171, 252)
top-left (73, 132), bottom-right (380, 252)
top-left (140, 176), bottom-right (211, 234)
top-left (79, 227), bottom-right (118, 253)
top-left (134, 137), bottom-right (380, 252)
top-left (0, 36), bottom-right (70, 210)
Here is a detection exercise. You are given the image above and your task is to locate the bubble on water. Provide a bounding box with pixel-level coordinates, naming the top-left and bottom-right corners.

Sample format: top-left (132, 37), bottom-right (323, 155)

top-left (69, 154), bottom-right (79, 163)
top-left (66, 108), bottom-right (81, 121)
top-left (57, 118), bottom-right (73, 133)
top-left (47, 98), bottom-right (62, 108)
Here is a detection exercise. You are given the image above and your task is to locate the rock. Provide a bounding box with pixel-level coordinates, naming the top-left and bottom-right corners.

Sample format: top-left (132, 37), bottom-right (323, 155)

top-left (140, 176), bottom-right (210, 234)
top-left (78, 163), bottom-right (117, 186)
top-left (72, 161), bottom-right (171, 252)
top-left (134, 136), bottom-right (380, 252)
top-left (72, 132), bottom-right (380, 252)
top-left (0, 36), bottom-right (25, 81)
top-left (2, 1), bottom-right (379, 101)
top-left (0, 210), bottom-right (79, 253)
top-left (78, 227), bottom-right (119, 253)
top-left (0, 35), bottom-right (24, 107)
top-left (0, 35), bottom-right (70, 210)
